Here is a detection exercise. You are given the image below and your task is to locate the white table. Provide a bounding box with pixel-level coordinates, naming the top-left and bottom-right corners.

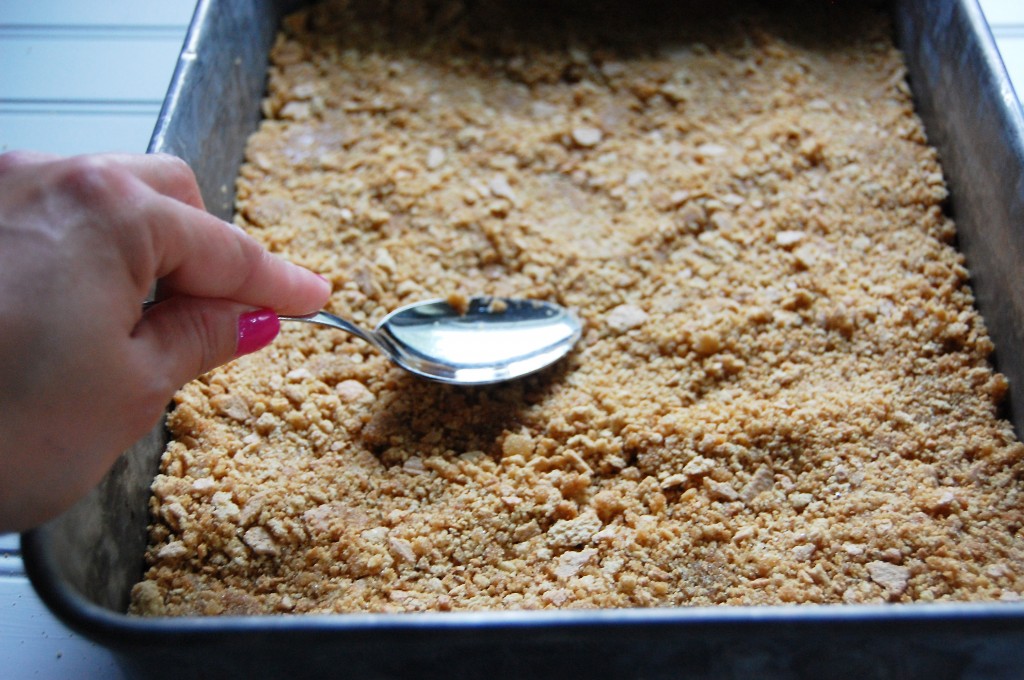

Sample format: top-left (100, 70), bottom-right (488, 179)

top-left (1, 1), bottom-right (1022, 677)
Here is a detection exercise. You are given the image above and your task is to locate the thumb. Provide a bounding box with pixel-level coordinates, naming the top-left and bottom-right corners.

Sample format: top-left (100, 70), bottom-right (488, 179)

top-left (132, 297), bottom-right (280, 387)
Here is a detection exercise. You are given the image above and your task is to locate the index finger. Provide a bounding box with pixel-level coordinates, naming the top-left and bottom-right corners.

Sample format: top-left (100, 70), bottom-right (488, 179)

top-left (94, 152), bottom-right (207, 211)
top-left (139, 194), bottom-right (331, 316)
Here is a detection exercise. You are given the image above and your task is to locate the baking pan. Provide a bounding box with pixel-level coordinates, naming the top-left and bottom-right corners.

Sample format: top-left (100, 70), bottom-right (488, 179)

top-left (21, 0), bottom-right (1024, 678)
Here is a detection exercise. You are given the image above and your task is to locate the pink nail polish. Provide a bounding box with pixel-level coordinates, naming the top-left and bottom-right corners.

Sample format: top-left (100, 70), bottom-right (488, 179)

top-left (236, 309), bottom-right (280, 357)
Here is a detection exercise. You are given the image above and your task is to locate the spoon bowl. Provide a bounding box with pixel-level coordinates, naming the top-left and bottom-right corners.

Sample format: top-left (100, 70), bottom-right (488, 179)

top-left (281, 297), bottom-right (581, 385)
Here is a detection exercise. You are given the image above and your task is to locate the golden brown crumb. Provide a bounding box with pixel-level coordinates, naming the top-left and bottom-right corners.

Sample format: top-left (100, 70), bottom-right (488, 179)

top-left (131, 0), bottom-right (1024, 616)
top-left (446, 292), bottom-right (470, 316)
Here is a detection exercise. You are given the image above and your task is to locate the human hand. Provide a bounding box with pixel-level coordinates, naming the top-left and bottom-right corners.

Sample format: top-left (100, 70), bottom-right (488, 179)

top-left (0, 152), bottom-right (331, 531)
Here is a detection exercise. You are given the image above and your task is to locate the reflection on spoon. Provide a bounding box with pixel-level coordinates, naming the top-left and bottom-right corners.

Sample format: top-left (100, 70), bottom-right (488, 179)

top-left (280, 296), bottom-right (582, 385)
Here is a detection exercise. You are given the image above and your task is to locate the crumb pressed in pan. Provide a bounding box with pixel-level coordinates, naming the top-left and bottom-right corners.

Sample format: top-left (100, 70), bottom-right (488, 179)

top-left (130, 0), bottom-right (1024, 616)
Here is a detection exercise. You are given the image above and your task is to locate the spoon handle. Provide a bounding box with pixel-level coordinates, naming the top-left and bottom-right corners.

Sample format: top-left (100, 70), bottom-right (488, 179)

top-left (143, 302), bottom-right (385, 354)
top-left (279, 311), bottom-right (385, 352)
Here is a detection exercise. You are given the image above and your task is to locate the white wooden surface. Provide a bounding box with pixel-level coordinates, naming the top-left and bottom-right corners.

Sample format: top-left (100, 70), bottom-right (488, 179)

top-left (0, 4), bottom-right (194, 155)
top-left (0, 1), bottom-right (1022, 677)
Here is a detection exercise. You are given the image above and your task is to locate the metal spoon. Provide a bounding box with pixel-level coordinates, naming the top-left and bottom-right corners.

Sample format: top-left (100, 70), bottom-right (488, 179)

top-left (280, 297), bottom-right (582, 385)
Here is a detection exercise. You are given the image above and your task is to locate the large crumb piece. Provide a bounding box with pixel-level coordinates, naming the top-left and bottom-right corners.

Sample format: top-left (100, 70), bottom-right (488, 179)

top-left (131, 0), bottom-right (1024, 616)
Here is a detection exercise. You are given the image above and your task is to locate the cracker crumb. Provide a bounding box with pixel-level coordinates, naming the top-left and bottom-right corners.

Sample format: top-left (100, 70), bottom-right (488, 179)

top-left (867, 561), bottom-right (911, 598)
top-left (446, 292), bottom-right (470, 316)
top-left (554, 549), bottom-right (598, 580)
top-left (426, 146), bottom-right (446, 170)
top-left (571, 126), bottom-right (604, 148)
top-left (243, 526), bottom-right (280, 557)
top-left (775, 231), bottom-right (806, 248)
top-left (606, 304), bottom-right (648, 332)
top-left (547, 511), bottom-right (603, 549)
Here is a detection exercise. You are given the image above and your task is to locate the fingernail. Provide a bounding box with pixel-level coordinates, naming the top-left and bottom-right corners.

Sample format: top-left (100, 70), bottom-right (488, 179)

top-left (236, 309), bottom-right (280, 357)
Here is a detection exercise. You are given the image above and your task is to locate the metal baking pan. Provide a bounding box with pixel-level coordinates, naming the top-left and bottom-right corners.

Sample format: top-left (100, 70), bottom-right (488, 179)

top-left (21, 0), bottom-right (1024, 677)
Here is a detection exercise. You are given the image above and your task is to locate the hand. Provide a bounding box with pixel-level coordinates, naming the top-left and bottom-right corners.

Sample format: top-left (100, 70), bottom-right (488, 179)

top-left (0, 152), bottom-right (331, 531)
